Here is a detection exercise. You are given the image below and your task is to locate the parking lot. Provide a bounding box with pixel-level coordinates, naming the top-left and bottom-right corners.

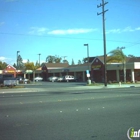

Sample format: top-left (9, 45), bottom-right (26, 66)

top-left (24, 81), bottom-right (87, 89)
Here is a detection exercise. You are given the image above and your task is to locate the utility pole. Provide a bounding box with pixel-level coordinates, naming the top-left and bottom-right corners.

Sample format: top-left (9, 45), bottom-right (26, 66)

top-left (97, 0), bottom-right (108, 87)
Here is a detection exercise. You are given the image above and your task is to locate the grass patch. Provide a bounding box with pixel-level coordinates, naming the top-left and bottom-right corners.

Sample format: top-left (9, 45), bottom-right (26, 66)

top-left (87, 83), bottom-right (103, 86)
top-left (0, 85), bottom-right (25, 89)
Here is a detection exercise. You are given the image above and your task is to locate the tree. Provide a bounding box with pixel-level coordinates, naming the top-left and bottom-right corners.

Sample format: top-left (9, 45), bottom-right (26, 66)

top-left (35, 61), bottom-right (40, 67)
top-left (24, 62), bottom-right (40, 81)
top-left (46, 55), bottom-right (62, 63)
top-left (13, 63), bottom-right (17, 68)
top-left (46, 55), bottom-right (55, 63)
top-left (78, 60), bottom-right (82, 65)
top-left (82, 57), bottom-right (88, 63)
top-left (17, 55), bottom-right (24, 69)
top-left (0, 61), bottom-right (7, 69)
top-left (63, 59), bottom-right (69, 64)
top-left (128, 54), bottom-right (135, 58)
top-left (107, 48), bottom-right (126, 83)
top-left (54, 55), bottom-right (62, 63)
top-left (71, 59), bottom-right (75, 65)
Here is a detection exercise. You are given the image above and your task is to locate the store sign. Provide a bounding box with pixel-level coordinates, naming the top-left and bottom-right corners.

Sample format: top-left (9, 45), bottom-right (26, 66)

top-left (26, 70), bottom-right (33, 74)
top-left (4, 70), bottom-right (15, 73)
top-left (92, 65), bottom-right (101, 70)
top-left (87, 73), bottom-right (90, 77)
top-left (86, 70), bottom-right (90, 77)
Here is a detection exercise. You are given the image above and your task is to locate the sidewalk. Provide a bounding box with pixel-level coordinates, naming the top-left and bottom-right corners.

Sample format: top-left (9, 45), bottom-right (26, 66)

top-left (0, 83), bottom-right (140, 94)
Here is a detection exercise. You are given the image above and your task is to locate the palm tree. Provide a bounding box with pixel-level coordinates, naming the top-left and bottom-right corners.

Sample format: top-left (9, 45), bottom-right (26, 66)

top-left (107, 48), bottom-right (126, 83)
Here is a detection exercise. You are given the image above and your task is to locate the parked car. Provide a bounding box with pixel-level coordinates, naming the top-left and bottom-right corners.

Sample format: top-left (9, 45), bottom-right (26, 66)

top-left (16, 76), bottom-right (23, 81)
top-left (57, 75), bottom-right (77, 82)
top-left (47, 76), bottom-right (58, 82)
top-left (57, 76), bottom-right (64, 82)
top-left (34, 76), bottom-right (43, 81)
top-left (23, 78), bottom-right (30, 84)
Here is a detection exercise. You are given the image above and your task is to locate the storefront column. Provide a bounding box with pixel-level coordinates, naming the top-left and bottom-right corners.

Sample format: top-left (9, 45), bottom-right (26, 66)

top-left (59, 73), bottom-right (62, 77)
top-left (116, 70), bottom-right (120, 82)
top-left (83, 71), bottom-right (85, 82)
top-left (131, 69), bottom-right (135, 83)
top-left (74, 72), bottom-right (76, 77)
top-left (24, 73), bottom-right (26, 78)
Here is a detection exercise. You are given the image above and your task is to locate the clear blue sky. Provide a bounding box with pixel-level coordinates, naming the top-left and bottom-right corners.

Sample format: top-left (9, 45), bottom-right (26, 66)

top-left (0, 0), bottom-right (140, 65)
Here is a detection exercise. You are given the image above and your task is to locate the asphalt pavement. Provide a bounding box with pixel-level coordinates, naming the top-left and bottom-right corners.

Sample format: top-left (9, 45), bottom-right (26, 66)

top-left (0, 87), bottom-right (140, 140)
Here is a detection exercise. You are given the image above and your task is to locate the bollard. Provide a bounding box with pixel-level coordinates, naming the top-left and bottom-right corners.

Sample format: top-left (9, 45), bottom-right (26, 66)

top-left (119, 82), bottom-right (121, 87)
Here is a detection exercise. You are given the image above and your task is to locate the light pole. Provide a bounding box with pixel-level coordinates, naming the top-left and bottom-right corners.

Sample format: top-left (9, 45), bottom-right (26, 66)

top-left (17, 51), bottom-right (20, 69)
top-left (84, 44), bottom-right (90, 82)
top-left (38, 53), bottom-right (41, 66)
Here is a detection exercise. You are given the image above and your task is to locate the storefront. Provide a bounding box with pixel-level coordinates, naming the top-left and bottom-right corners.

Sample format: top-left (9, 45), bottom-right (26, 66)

top-left (3, 65), bottom-right (17, 77)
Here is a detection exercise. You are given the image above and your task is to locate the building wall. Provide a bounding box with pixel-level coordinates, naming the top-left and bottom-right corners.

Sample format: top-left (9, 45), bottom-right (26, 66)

top-left (3, 65), bottom-right (16, 77)
top-left (107, 70), bottom-right (117, 82)
top-left (91, 58), bottom-right (104, 82)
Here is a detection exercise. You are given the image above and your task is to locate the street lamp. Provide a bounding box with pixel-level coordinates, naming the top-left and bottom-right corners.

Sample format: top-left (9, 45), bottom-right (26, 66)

top-left (84, 44), bottom-right (90, 70)
top-left (84, 44), bottom-right (91, 83)
top-left (17, 51), bottom-right (20, 69)
top-left (38, 53), bottom-right (41, 66)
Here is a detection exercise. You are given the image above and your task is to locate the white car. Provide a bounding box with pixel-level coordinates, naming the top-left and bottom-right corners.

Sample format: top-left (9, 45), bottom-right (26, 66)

top-left (47, 76), bottom-right (58, 82)
top-left (57, 76), bottom-right (64, 82)
top-left (64, 75), bottom-right (75, 82)
top-left (34, 77), bottom-right (43, 81)
top-left (57, 75), bottom-right (76, 82)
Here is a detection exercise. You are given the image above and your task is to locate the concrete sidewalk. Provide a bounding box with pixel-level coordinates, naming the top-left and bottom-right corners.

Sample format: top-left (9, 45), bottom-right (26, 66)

top-left (0, 83), bottom-right (140, 94)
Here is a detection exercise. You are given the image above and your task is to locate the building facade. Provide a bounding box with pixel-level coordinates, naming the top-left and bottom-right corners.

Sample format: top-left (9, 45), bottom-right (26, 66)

top-left (0, 56), bottom-right (140, 83)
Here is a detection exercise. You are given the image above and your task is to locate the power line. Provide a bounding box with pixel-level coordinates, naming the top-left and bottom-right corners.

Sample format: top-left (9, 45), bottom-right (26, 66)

top-left (0, 32), bottom-right (140, 45)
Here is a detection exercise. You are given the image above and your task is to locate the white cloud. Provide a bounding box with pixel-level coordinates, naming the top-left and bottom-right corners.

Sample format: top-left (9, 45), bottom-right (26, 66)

top-left (106, 29), bottom-right (121, 34)
top-left (48, 28), bottom-right (97, 35)
top-left (28, 27), bottom-right (48, 35)
top-left (122, 26), bottom-right (134, 32)
top-left (106, 26), bottom-right (140, 34)
top-left (22, 59), bottom-right (28, 63)
top-left (0, 57), bottom-right (7, 61)
top-left (0, 57), bottom-right (15, 65)
top-left (135, 27), bottom-right (140, 31)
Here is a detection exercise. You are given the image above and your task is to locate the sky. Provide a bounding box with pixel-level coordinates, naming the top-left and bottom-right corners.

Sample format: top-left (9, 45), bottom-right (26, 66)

top-left (0, 0), bottom-right (140, 65)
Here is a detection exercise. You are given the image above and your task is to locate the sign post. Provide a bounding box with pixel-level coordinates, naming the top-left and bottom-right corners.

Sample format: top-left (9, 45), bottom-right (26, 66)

top-left (86, 70), bottom-right (91, 84)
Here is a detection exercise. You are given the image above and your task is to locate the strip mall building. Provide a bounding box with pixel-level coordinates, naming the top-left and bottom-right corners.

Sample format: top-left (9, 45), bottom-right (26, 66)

top-left (1, 56), bottom-right (140, 83)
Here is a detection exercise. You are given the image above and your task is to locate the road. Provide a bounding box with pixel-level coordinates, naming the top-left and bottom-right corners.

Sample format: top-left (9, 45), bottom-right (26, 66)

top-left (0, 86), bottom-right (140, 140)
